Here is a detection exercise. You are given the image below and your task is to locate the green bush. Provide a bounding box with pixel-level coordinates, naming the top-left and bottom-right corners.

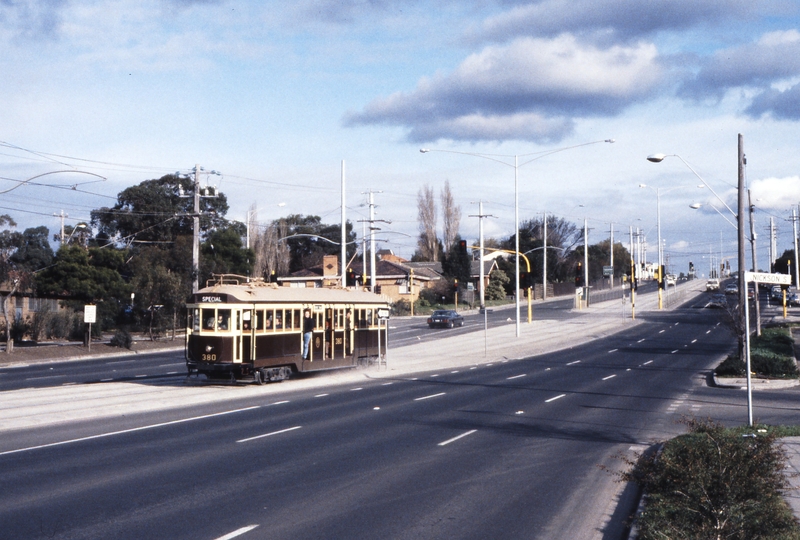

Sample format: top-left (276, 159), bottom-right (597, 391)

top-left (110, 329), bottom-right (132, 349)
top-left (620, 418), bottom-right (800, 539)
top-left (716, 326), bottom-right (798, 379)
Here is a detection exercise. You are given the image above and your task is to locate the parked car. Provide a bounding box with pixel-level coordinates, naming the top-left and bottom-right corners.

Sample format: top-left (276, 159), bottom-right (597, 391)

top-left (706, 279), bottom-right (720, 291)
top-left (427, 310), bottom-right (464, 329)
top-left (724, 283), bottom-right (738, 295)
top-left (788, 292), bottom-right (800, 307)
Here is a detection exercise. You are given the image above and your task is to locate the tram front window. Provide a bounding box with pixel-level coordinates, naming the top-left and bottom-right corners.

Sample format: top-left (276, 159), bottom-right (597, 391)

top-left (217, 310), bottom-right (231, 331)
top-left (202, 309), bottom-right (216, 331)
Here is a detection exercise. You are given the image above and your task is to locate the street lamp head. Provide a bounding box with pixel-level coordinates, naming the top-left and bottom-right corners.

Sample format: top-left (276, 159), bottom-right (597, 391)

top-left (638, 183), bottom-right (647, 188)
top-left (647, 153), bottom-right (667, 163)
top-left (419, 149), bottom-right (430, 153)
top-left (689, 203), bottom-right (702, 209)
top-left (605, 139), bottom-right (615, 143)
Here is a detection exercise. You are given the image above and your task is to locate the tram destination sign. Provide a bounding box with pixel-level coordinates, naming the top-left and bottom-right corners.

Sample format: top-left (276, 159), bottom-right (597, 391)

top-left (744, 272), bottom-right (792, 285)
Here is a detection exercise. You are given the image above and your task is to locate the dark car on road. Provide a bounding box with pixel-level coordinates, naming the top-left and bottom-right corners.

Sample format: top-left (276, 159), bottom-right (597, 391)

top-left (427, 310), bottom-right (464, 329)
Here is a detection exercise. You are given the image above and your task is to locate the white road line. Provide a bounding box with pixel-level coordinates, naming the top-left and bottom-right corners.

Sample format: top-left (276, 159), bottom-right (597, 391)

top-left (314, 394), bottom-right (329, 398)
top-left (135, 374), bottom-right (147, 378)
top-left (213, 525), bottom-right (260, 540)
top-left (0, 406), bottom-right (262, 456)
top-left (506, 374), bottom-right (526, 380)
top-left (659, 330), bottom-right (666, 334)
top-left (381, 382), bottom-right (393, 386)
top-left (438, 429), bottom-right (477, 447)
top-left (706, 330), bottom-right (712, 334)
top-left (24, 374), bottom-right (66, 381)
top-left (637, 339), bottom-right (646, 343)
top-left (608, 349), bottom-right (618, 353)
top-left (451, 370), bottom-right (459, 373)
top-left (268, 400), bottom-right (290, 406)
top-left (644, 360), bottom-right (653, 365)
top-left (100, 378), bottom-right (114, 382)
top-left (350, 387), bottom-right (363, 391)
top-left (602, 375), bottom-right (617, 381)
top-left (157, 363), bottom-right (185, 368)
top-left (166, 371), bottom-right (179, 375)
top-left (671, 350), bottom-right (679, 354)
top-left (545, 394), bottom-right (566, 403)
top-left (566, 360), bottom-right (581, 365)
top-left (430, 374), bottom-right (439, 378)
top-left (691, 339), bottom-right (697, 343)
top-left (237, 426), bottom-right (302, 444)
top-left (415, 392), bottom-right (446, 401)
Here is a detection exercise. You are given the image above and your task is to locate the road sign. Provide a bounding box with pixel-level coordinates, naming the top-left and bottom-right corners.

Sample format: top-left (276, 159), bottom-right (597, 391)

top-left (744, 272), bottom-right (792, 285)
top-left (84, 305), bottom-right (96, 324)
top-left (602, 266), bottom-right (613, 277)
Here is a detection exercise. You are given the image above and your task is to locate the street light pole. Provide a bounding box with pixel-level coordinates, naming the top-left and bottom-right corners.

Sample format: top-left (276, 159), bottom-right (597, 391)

top-left (420, 138), bottom-right (614, 337)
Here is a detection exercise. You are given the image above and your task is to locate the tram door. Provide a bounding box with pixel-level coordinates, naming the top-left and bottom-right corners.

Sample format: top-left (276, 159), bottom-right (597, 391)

top-left (328, 307), bottom-right (346, 360)
top-left (242, 309), bottom-right (253, 362)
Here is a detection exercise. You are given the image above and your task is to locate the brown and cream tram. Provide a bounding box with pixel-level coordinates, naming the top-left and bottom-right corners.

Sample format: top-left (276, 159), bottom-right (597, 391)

top-left (185, 275), bottom-right (391, 383)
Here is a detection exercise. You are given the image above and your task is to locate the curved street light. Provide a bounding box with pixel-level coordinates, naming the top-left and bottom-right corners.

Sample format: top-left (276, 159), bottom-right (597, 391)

top-left (421, 138), bottom-right (615, 337)
top-left (0, 170), bottom-right (107, 195)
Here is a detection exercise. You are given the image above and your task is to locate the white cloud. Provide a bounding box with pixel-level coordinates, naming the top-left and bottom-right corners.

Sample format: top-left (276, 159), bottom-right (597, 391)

top-left (750, 176), bottom-right (800, 211)
top-left (346, 35), bottom-right (665, 142)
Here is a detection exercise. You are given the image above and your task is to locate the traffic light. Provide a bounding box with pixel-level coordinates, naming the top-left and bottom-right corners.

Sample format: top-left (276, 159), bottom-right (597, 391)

top-left (346, 268), bottom-right (356, 286)
top-left (453, 279), bottom-right (459, 293)
top-left (575, 262), bottom-right (583, 287)
top-left (458, 239), bottom-right (467, 255)
top-left (520, 271), bottom-right (530, 289)
top-left (659, 264), bottom-right (666, 289)
top-left (689, 261), bottom-right (694, 273)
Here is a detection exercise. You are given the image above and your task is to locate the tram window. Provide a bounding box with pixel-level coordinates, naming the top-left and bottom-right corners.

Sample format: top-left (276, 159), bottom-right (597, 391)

top-left (292, 309), bottom-right (300, 330)
top-left (192, 308), bottom-right (200, 332)
top-left (285, 309), bottom-right (295, 330)
top-left (265, 311), bottom-right (273, 330)
top-left (243, 310), bottom-right (252, 331)
top-left (366, 309), bottom-right (374, 327)
top-left (275, 310), bottom-right (283, 330)
top-left (217, 309), bottom-right (231, 331)
top-left (255, 310), bottom-right (264, 331)
top-left (202, 309), bottom-right (216, 331)
top-left (345, 309), bottom-right (353, 330)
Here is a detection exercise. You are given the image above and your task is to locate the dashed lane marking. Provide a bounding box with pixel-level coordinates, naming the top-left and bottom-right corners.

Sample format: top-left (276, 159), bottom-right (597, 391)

top-left (237, 426), bottom-right (302, 444)
top-left (545, 394), bottom-right (566, 403)
top-left (507, 374), bottom-right (526, 380)
top-left (213, 525), bottom-right (260, 540)
top-left (438, 429), bottom-right (477, 447)
top-left (415, 392), bottom-right (446, 401)
top-left (602, 375), bottom-right (617, 381)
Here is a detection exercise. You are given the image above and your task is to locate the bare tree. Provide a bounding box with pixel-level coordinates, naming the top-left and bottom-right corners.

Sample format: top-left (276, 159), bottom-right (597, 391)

top-left (417, 185), bottom-right (438, 261)
top-left (253, 219), bottom-right (291, 281)
top-left (440, 179), bottom-right (461, 252)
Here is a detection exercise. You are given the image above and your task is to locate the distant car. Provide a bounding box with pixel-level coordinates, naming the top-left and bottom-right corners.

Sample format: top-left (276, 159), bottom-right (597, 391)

top-left (707, 294), bottom-right (727, 309)
top-left (665, 274), bottom-right (677, 286)
top-left (788, 292), bottom-right (800, 307)
top-left (427, 310), bottom-right (464, 329)
top-left (771, 286), bottom-right (784, 300)
top-left (748, 286), bottom-right (755, 300)
top-left (706, 279), bottom-right (720, 291)
top-left (724, 283), bottom-right (738, 295)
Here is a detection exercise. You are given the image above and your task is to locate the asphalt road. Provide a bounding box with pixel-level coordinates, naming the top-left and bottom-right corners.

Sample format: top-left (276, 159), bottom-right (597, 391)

top-left (0, 297), bottom-right (742, 540)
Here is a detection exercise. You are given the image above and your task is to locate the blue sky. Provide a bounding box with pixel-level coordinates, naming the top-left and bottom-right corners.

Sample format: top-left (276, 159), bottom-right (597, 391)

top-left (2, 0), bottom-right (800, 277)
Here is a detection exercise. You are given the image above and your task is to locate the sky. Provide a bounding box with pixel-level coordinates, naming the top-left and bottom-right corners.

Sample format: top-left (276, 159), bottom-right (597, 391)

top-left (2, 0), bottom-right (800, 278)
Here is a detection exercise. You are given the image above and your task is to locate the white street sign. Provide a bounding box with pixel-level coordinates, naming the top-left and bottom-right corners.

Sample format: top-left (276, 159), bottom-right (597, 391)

top-left (744, 272), bottom-right (792, 285)
top-left (84, 305), bottom-right (97, 324)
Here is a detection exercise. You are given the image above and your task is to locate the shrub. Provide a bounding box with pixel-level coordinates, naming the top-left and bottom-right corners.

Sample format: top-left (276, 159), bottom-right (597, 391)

top-left (110, 329), bottom-right (133, 349)
top-left (716, 326), bottom-right (798, 379)
top-left (620, 418), bottom-right (800, 539)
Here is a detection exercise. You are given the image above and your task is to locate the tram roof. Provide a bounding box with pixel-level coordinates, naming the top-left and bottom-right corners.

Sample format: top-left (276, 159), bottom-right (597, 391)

top-left (189, 282), bottom-right (391, 306)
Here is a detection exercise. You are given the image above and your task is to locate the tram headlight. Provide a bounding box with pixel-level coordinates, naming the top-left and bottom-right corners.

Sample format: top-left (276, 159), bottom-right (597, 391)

top-left (205, 345), bottom-right (213, 353)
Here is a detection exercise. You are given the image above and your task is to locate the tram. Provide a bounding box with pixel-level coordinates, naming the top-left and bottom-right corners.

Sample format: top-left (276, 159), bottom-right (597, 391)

top-left (185, 275), bottom-right (391, 383)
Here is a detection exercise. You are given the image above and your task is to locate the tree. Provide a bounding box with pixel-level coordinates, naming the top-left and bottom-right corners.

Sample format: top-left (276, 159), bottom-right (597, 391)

top-left (200, 225), bottom-right (254, 282)
top-left (276, 214), bottom-right (356, 273)
top-left (0, 215), bottom-right (27, 352)
top-left (441, 180), bottom-right (460, 254)
top-left (36, 246), bottom-right (131, 332)
top-left (253, 218), bottom-right (291, 281)
top-left (441, 236), bottom-right (471, 285)
top-left (10, 226), bottom-right (53, 272)
top-left (416, 185), bottom-right (438, 261)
